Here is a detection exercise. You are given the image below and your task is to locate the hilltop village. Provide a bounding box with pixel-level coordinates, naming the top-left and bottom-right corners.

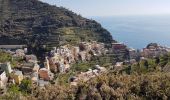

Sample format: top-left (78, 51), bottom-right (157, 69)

top-left (0, 41), bottom-right (170, 95)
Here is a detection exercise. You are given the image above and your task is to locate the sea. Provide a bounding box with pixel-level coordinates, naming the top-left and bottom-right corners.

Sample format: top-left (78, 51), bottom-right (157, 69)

top-left (91, 15), bottom-right (170, 49)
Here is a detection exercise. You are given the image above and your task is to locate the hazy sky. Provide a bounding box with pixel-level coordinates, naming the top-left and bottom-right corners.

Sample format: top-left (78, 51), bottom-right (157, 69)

top-left (41, 0), bottom-right (170, 17)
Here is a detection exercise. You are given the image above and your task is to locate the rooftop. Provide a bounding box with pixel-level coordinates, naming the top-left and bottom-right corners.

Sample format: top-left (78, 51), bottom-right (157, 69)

top-left (112, 42), bottom-right (124, 45)
top-left (14, 71), bottom-right (23, 76)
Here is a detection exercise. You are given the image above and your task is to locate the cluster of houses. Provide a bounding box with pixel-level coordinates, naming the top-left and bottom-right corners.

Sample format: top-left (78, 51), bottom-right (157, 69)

top-left (141, 43), bottom-right (170, 58)
top-left (1, 42), bottom-right (169, 93)
top-left (70, 65), bottom-right (107, 86)
top-left (110, 43), bottom-right (129, 61)
top-left (113, 43), bottom-right (170, 70)
top-left (128, 43), bottom-right (170, 61)
top-left (46, 41), bottom-right (107, 74)
top-left (0, 41), bottom-right (108, 91)
top-left (0, 46), bottom-right (51, 90)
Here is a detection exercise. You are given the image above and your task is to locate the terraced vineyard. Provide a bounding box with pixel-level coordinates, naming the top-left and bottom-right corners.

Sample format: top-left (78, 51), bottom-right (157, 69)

top-left (0, 0), bottom-right (113, 49)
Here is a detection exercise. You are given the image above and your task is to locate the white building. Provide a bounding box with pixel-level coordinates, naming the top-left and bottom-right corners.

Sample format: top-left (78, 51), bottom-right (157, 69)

top-left (0, 62), bottom-right (12, 74)
top-left (129, 48), bottom-right (137, 60)
top-left (0, 71), bottom-right (8, 88)
top-left (59, 63), bottom-right (65, 73)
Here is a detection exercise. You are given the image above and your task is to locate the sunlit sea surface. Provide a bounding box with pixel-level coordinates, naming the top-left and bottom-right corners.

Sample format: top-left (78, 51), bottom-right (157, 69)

top-left (92, 15), bottom-right (170, 49)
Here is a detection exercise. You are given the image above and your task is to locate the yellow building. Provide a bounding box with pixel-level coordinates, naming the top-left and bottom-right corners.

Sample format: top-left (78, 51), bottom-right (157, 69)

top-left (12, 71), bottom-right (24, 84)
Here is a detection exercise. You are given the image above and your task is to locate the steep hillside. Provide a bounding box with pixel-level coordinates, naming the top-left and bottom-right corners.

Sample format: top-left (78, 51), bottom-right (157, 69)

top-left (0, 0), bottom-right (114, 48)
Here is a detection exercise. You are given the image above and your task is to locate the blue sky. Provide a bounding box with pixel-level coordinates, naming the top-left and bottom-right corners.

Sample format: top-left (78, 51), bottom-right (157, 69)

top-left (41, 0), bottom-right (170, 17)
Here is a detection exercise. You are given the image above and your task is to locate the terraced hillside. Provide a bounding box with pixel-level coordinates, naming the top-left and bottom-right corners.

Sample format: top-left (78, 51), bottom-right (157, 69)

top-left (0, 0), bottom-right (114, 48)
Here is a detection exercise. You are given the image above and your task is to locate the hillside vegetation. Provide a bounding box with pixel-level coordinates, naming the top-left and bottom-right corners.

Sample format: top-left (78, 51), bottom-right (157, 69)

top-left (0, 0), bottom-right (114, 49)
top-left (1, 53), bottom-right (170, 100)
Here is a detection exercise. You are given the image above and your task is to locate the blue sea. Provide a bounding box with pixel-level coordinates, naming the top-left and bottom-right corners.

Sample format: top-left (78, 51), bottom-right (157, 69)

top-left (92, 15), bottom-right (170, 49)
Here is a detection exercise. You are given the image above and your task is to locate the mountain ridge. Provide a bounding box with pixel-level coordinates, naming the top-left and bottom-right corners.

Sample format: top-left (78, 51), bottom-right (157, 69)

top-left (0, 0), bottom-right (114, 48)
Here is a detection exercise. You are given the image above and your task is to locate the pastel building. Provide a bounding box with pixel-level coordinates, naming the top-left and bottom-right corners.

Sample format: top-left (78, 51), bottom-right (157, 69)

top-left (72, 46), bottom-right (80, 61)
top-left (15, 49), bottom-right (25, 57)
top-left (0, 70), bottom-right (8, 88)
top-left (21, 62), bottom-right (36, 75)
top-left (25, 55), bottom-right (37, 63)
top-left (0, 62), bottom-right (12, 74)
top-left (129, 48), bottom-right (137, 60)
top-left (31, 72), bottom-right (39, 85)
top-left (59, 63), bottom-right (65, 73)
top-left (39, 68), bottom-right (50, 81)
top-left (44, 57), bottom-right (50, 71)
top-left (79, 51), bottom-right (86, 61)
top-left (33, 63), bottom-right (40, 72)
top-left (12, 71), bottom-right (24, 84)
top-left (39, 68), bottom-right (54, 81)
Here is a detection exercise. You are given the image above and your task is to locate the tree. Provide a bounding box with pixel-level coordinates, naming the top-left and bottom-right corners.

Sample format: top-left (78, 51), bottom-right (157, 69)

top-left (160, 53), bottom-right (170, 67)
top-left (19, 79), bottom-right (32, 95)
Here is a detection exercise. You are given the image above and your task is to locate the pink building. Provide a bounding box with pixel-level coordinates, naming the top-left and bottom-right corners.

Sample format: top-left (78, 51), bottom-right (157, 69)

top-left (39, 68), bottom-right (50, 81)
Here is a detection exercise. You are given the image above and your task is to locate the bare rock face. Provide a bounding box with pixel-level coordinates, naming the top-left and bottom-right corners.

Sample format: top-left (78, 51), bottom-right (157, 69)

top-left (0, 0), bottom-right (114, 48)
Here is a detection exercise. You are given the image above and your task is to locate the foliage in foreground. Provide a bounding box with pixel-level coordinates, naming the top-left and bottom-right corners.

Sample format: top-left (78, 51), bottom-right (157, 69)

top-left (1, 53), bottom-right (170, 100)
top-left (1, 72), bottom-right (170, 100)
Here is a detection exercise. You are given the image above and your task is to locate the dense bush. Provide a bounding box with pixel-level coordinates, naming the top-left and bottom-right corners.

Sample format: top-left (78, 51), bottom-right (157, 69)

top-left (0, 51), bottom-right (12, 63)
top-left (13, 72), bottom-right (169, 100)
